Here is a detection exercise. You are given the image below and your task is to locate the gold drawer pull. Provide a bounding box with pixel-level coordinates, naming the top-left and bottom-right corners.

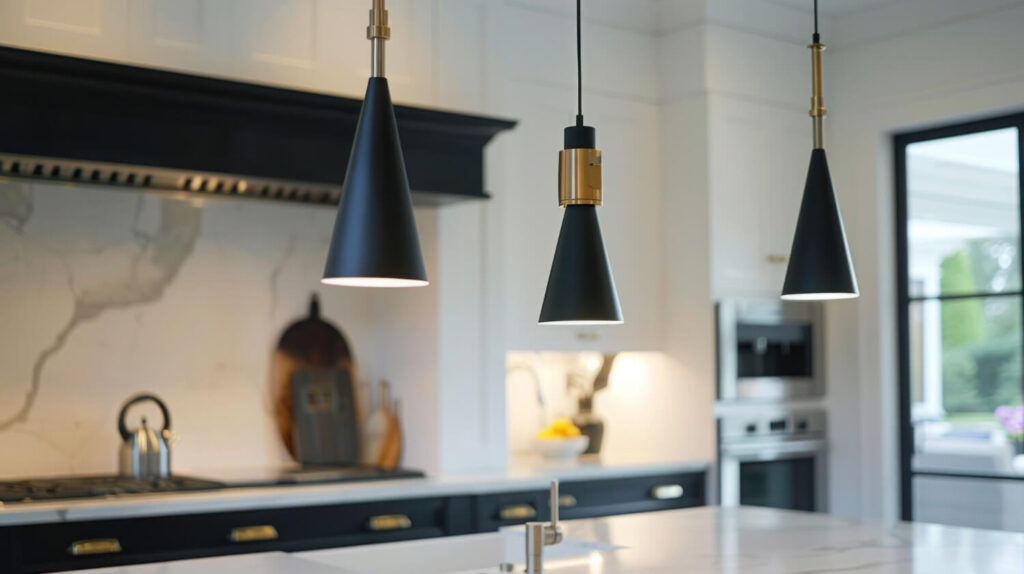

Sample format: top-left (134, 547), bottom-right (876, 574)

top-left (558, 494), bottom-right (578, 508)
top-left (68, 538), bottom-right (122, 556)
top-left (767, 254), bottom-right (788, 264)
top-left (650, 484), bottom-right (684, 500)
top-left (499, 504), bottom-right (537, 521)
top-left (367, 514), bottom-right (412, 531)
top-left (229, 525), bottom-right (279, 543)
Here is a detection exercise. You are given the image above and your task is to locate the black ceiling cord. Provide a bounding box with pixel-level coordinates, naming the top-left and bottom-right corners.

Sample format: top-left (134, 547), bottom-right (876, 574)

top-left (813, 0), bottom-right (820, 43)
top-left (576, 0), bottom-right (583, 126)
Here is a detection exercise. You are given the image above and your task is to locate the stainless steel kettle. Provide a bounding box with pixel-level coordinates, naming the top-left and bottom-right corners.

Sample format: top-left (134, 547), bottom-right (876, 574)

top-left (118, 394), bottom-right (172, 478)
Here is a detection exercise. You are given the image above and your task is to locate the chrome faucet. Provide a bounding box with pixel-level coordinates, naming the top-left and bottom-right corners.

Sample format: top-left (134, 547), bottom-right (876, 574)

top-left (524, 480), bottom-right (564, 573)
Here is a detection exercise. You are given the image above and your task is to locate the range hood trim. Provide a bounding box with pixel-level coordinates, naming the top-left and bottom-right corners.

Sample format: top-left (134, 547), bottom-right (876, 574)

top-left (0, 45), bottom-right (516, 207)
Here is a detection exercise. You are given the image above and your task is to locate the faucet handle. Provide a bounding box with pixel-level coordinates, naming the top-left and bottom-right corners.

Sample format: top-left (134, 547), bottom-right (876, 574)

top-left (547, 480), bottom-right (563, 546)
top-left (549, 479), bottom-right (559, 528)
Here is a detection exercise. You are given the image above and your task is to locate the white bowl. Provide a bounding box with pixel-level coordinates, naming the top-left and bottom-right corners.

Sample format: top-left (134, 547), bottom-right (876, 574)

top-left (533, 436), bottom-right (590, 460)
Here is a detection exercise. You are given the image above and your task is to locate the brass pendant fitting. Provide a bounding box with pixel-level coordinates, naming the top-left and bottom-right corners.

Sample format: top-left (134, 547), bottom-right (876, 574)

top-left (558, 148), bottom-right (602, 207)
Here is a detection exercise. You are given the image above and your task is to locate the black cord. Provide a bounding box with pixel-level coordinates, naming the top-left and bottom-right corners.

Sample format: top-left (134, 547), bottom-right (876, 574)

top-left (576, 0), bottom-right (583, 126)
top-left (813, 0), bottom-right (820, 43)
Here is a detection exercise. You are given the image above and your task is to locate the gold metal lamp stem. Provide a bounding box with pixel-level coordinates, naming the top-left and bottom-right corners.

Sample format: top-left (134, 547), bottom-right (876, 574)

top-left (809, 41), bottom-right (826, 149)
top-left (368, 0), bottom-right (390, 78)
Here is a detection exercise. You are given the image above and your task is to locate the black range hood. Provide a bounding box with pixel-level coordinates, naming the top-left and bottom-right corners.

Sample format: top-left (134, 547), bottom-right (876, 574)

top-left (0, 46), bottom-right (515, 206)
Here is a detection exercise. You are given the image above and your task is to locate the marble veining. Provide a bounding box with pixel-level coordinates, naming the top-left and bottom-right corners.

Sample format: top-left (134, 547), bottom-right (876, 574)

top-left (0, 181), bottom-right (387, 479)
top-left (0, 184), bottom-right (33, 233)
top-left (0, 191), bottom-right (200, 432)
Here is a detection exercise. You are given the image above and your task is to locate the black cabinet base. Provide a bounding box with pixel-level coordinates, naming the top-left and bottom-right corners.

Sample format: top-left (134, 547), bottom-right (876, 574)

top-left (1, 471), bottom-right (705, 573)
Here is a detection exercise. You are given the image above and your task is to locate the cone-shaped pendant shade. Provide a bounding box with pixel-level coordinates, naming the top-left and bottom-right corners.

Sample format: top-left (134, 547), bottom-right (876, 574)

top-left (782, 148), bottom-right (858, 300)
top-left (539, 205), bottom-right (623, 324)
top-left (322, 77), bottom-right (427, 288)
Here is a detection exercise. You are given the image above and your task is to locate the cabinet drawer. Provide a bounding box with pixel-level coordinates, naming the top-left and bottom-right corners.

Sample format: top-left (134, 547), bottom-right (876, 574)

top-left (473, 490), bottom-right (548, 532)
top-left (7, 496), bottom-right (472, 574)
top-left (559, 472), bottom-right (706, 520)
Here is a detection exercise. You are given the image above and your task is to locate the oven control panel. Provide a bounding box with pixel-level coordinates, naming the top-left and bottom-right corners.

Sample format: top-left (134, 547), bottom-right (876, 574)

top-left (720, 410), bottom-right (826, 442)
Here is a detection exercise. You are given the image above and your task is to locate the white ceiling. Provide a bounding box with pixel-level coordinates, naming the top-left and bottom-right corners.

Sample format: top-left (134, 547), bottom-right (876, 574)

top-left (765, 0), bottom-right (904, 16)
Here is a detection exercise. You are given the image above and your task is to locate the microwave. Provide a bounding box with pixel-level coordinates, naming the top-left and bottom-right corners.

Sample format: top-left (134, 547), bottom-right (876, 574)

top-left (716, 298), bottom-right (824, 400)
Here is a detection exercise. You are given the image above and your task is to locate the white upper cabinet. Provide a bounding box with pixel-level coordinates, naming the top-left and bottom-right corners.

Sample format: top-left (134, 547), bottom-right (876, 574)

top-left (708, 96), bottom-right (807, 298)
top-left (1, 0), bottom-right (437, 105)
top-left (125, 0), bottom-right (237, 78)
top-left (0, 0), bottom-right (130, 60)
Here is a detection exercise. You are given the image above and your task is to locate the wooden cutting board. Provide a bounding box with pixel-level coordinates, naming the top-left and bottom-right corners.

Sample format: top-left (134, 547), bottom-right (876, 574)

top-left (270, 294), bottom-right (359, 460)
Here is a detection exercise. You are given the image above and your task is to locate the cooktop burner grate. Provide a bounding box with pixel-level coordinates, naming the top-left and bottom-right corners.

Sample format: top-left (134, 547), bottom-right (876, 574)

top-left (0, 475), bottom-right (226, 503)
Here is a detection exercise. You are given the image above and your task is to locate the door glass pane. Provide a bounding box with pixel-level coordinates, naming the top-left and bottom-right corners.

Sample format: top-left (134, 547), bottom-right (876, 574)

top-left (906, 128), bottom-right (1021, 297)
top-left (910, 296), bottom-right (1024, 476)
top-left (739, 458), bottom-right (816, 511)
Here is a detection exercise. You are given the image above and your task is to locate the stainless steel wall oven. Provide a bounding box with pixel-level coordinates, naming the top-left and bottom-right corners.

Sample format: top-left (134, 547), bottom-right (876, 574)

top-left (717, 298), bottom-right (825, 401)
top-left (718, 410), bottom-right (828, 512)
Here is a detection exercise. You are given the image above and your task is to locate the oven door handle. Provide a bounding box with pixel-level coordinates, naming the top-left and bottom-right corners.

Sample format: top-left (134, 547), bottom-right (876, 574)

top-left (720, 439), bottom-right (826, 460)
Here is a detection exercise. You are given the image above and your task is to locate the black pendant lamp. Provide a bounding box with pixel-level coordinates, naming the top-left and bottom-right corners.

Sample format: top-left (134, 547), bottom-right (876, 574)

top-left (538, 0), bottom-right (622, 325)
top-left (782, 0), bottom-right (858, 301)
top-left (322, 0), bottom-right (427, 288)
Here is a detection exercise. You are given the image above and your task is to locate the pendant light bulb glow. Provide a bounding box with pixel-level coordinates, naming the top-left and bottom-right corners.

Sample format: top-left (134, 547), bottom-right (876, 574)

top-left (781, 0), bottom-right (858, 301)
top-left (539, 0), bottom-right (622, 325)
top-left (322, 0), bottom-right (428, 289)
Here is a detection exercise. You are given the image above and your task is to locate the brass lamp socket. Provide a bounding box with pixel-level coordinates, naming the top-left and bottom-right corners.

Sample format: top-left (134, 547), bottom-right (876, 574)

top-left (559, 148), bottom-right (602, 206)
top-left (559, 123), bottom-right (602, 207)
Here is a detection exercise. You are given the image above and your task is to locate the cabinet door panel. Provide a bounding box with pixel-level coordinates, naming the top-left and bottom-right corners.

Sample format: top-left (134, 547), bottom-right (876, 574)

top-left (127, 0), bottom-right (235, 76)
top-left (474, 489), bottom-right (548, 532)
top-left (0, 0), bottom-right (129, 60)
top-left (560, 472), bottom-right (706, 520)
top-left (218, 0), bottom-right (433, 103)
top-left (709, 97), bottom-right (806, 297)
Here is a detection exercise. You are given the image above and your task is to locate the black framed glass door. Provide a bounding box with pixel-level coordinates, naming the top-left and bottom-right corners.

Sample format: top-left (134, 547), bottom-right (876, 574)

top-left (895, 114), bottom-right (1024, 525)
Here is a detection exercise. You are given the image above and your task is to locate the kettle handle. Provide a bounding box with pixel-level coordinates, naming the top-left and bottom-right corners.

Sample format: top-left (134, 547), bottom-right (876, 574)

top-left (118, 394), bottom-right (171, 441)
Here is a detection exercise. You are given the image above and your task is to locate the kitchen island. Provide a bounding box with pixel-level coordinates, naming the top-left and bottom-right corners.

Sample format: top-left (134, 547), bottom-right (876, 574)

top-left (68, 506), bottom-right (1024, 573)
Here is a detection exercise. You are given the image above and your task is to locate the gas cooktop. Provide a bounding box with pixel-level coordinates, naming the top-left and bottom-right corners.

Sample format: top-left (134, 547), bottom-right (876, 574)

top-left (0, 475), bottom-right (225, 503)
top-left (0, 466), bottom-right (426, 503)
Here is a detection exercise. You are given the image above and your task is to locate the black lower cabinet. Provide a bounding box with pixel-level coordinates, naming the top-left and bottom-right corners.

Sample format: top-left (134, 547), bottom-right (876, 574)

top-left (474, 489), bottom-right (549, 532)
top-left (474, 471), bottom-right (705, 531)
top-left (2, 471), bottom-right (705, 573)
top-left (559, 471), bottom-right (705, 520)
top-left (7, 496), bottom-right (473, 574)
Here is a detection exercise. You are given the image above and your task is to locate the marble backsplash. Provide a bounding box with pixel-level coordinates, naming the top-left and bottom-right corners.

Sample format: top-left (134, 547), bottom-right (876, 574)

top-left (0, 180), bottom-right (436, 479)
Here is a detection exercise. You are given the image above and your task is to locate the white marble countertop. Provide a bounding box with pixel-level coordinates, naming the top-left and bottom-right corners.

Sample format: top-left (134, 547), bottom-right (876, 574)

top-left (60, 507), bottom-right (1024, 573)
top-left (303, 506), bottom-right (1024, 574)
top-left (0, 457), bottom-right (708, 526)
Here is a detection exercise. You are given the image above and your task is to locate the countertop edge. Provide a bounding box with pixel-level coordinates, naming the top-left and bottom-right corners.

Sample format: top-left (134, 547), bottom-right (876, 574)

top-left (0, 460), bottom-right (710, 526)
